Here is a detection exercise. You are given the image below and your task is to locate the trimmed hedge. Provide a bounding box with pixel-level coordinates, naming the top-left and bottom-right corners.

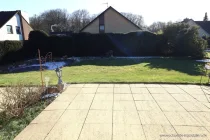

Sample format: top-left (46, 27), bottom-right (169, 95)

top-left (0, 41), bottom-right (22, 60)
top-left (0, 26), bottom-right (207, 64)
top-left (0, 31), bottom-right (164, 64)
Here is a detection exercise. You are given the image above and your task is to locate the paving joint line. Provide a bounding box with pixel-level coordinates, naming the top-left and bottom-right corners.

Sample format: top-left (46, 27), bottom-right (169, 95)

top-left (147, 84), bottom-right (182, 140)
top-left (200, 85), bottom-right (210, 103)
top-left (176, 84), bottom-right (210, 106)
top-left (162, 84), bottom-right (208, 137)
top-left (129, 84), bottom-right (148, 140)
top-left (76, 84), bottom-right (99, 140)
top-left (175, 84), bottom-right (210, 109)
top-left (44, 86), bottom-right (82, 140)
top-left (174, 84), bottom-right (210, 133)
top-left (111, 84), bottom-right (115, 140)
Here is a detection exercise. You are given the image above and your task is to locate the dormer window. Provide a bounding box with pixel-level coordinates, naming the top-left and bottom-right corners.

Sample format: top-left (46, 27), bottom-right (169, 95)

top-left (7, 25), bottom-right (13, 34)
top-left (16, 26), bottom-right (21, 34)
top-left (99, 25), bottom-right (105, 33)
top-left (99, 13), bottom-right (105, 33)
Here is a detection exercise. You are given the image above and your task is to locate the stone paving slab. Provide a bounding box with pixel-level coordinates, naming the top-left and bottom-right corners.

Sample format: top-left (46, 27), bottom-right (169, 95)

top-left (113, 124), bottom-right (146, 140)
top-left (135, 101), bottom-right (161, 111)
top-left (131, 87), bottom-right (150, 94)
top-left (78, 124), bottom-right (112, 140)
top-left (15, 84), bottom-right (210, 140)
top-left (173, 126), bottom-right (210, 140)
top-left (143, 125), bottom-right (181, 140)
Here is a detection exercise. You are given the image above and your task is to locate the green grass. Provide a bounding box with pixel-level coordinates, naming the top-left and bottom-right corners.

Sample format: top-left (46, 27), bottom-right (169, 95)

top-left (0, 58), bottom-right (208, 85)
top-left (206, 52), bottom-right (210, 59)
top-left (0, 99), bottom-right (52, 140)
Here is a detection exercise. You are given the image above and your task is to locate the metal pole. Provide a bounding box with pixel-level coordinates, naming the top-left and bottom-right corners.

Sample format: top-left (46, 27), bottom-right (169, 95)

top-left (38, 49), bottom-right (44, 91)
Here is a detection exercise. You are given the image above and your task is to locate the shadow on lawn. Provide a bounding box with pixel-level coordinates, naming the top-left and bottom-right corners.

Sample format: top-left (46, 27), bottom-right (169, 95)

top-left (72, 58), bottom-right (204, 76)
top-left (72, 58), bottom-right (144, 66)
top-left (144, 58), bottom-right (204, 76)
top-left (0, 57), bottom-right (204, 76)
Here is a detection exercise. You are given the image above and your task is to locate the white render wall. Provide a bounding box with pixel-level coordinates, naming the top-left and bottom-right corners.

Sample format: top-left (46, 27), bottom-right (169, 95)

top-left (187, 20), bottom-right (210, 37)
top-left (0, 13), bottom-right (23, 41)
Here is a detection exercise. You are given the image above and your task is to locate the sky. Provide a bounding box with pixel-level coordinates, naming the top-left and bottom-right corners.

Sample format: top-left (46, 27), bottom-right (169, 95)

top-left (0, 0), bottom-right (210, 25)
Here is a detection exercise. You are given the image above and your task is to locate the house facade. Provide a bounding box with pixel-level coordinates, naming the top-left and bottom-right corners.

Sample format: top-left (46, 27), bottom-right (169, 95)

top-left (183, 19), bottom-right (210, 37)
top-left (0, 11), bottom-right (33, 41)
top-left (80, 6), bottom-right (141, 33)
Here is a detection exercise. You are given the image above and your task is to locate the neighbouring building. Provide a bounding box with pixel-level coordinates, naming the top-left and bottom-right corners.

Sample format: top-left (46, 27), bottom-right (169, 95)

top-left (183, 18), bottom-right (210, 37)
top-left (0, 10), bottom-right (33, 41)
top-left (80, 6), bottom-right (141, 33)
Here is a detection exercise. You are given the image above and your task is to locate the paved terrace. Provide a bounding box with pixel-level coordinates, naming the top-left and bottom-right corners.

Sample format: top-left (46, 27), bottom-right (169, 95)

top-left (15, 84), bottom-right (210, 140)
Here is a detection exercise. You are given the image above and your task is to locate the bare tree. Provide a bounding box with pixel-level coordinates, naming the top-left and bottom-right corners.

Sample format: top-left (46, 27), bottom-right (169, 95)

top-left (148, 22), bottom-right (167, 33)
top-left (69, 9), bottom-right (92, 32)
top-left (30, 9), bottom-right (70, 33)
top-left (29, 15), bottom-right (43, 30)
top-left (29, 9), bottom-right (145, 33)
top-left (121, 12), bottom-right (144, 28)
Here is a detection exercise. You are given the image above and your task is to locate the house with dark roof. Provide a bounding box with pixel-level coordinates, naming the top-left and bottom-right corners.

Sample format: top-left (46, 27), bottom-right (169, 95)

top-left (80, 6), bottom-right (142, 33)
top-left (183, 19), bottom-right (210, 37)
top-left (0, 10), bottom-right (33, 41)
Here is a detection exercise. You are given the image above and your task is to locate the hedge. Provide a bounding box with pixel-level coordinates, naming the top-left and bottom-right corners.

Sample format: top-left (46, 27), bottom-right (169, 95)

top-left (0, 31), bottom-right (165, 64)
top-left (0, 41), bottom-right (22, 60)
top-left (29, 31), bottom-right (162, 57)
top-left (0, 26), bottom-right (207, 64)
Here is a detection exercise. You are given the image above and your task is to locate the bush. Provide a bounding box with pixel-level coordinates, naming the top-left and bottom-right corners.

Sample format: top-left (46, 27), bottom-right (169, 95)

top-left (0, 41), bottom-right (22, 60)
top-left (162, 23), bottom-right (208, 58)
top-left (28, 30), bottom-right (49, 41)
top-left (0, 42), bottom-right (4, 58)
top-left (0, 84), bottom-right (42, 119)
top-left (206, 37), bottom-right (210, 48)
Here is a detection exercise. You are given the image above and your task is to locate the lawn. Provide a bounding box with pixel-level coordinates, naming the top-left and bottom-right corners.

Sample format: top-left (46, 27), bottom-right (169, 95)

top-left (0, 58), bottom-right (208, 85)
top-left (0, 99), bottom-right (52, 140)
top-left (206, 52), bottom-right (210, 59)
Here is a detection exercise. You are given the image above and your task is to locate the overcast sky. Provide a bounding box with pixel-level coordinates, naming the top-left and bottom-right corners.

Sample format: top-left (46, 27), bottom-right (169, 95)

top-left (1, 0), bottom-right (210, 25)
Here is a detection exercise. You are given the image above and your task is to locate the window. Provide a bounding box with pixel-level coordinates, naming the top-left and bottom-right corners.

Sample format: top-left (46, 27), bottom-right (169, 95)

top-left (99, 13), bottom-right (105, 33)
top-left (16, 26), bottom-right (21, 34)
top-left (99, 25), bottom-right (105, 33)
top-left (7, 25), bottom-right (13, 34)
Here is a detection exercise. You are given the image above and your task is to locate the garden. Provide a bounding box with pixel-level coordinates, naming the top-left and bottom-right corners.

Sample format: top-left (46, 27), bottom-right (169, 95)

top-left (0, 57), bottom-right (208, 85)
top-left (0, 22), bottom-right (210, 139)
top-left (0, 23), bottom-right (209, 85)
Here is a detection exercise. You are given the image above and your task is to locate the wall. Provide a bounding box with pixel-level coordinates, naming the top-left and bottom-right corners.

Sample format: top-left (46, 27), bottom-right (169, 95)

top-left (0, 13), bottom-right (23, 41)
top-left (21, 17), bottom-right (33, 40)
top-left (82, 18), bottom-right (99, 33)
top-left (104, 8), bottom-right (140, 33)
top-left (187, 20), bottom-right (210, 37)
top-left (82, 8), bottom-right (140, 33)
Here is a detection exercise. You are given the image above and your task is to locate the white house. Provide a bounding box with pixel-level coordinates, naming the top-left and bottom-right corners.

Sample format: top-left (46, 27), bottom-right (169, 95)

top-left (183, 19), bottom-right (210, 37)
top-left (0, 10), bottom-right (33, 41)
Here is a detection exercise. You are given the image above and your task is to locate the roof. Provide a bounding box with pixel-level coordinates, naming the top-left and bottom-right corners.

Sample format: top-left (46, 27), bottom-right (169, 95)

top-left (80, 6), bottom-right (141, 32)
top-left (0, 11), bottom-right (18, 28)
top-left (0, 10), bottom-right (33, 30)
top-left (194, 21), bottom-right (210, 34)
